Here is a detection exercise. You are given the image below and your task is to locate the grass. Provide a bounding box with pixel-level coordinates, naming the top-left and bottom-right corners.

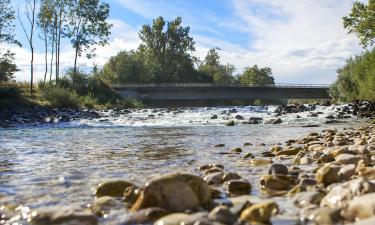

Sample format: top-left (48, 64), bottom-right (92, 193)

top-left (0, 82), bottom-right (142, 110)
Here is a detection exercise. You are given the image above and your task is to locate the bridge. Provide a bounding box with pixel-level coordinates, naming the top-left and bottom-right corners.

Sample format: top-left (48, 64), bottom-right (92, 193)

top-left (113, 83), bottom-right (331, 106)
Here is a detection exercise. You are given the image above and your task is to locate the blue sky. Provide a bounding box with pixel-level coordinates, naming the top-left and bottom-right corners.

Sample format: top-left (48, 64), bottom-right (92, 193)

top-left (9, 0), bottom-right (362, 84)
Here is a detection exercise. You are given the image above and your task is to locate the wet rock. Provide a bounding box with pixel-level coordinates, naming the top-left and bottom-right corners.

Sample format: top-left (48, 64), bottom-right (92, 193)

top-left (95, 180), bottom-right (134, 197)
top-left (211, 115), bottom-right (218, 119)
top-left (268, 164), bottom-right (288, 176)
top-left (29, 206), bottom-right (98, 225)
top-left (260, 175), bottom-right (295, 191)
top-left (204, 167), bottom-right (224, 175)
top-left (208, 205), bottom-right (238, 225)
top-left (214, 144), bottom-right (225, 147)
top-left (316, 164), bottom-right (341, 186)
top-left (131, 173), bottom-right (211, 212)
top-left (91, 196), bottom-right (121, 216)
top-left (225, 120), bottom-right (235, 126)
top-left (250, 158), bottom-right (272, 167)
top-left (222, 172), bottom-right (242, 182)
top-left (320, 178), bottom-right (375, 208)
top-left (231, 147), bottom-right (242, 153)
top-left (243, 153), bottom-right (254, 159)
top-left (265, 118), bottom-right (282, 124)
top-left (243, 142), bottom-right (252, 146)
top-left (123, 186), bottom-right (140, 205)
top-left (293, 191), bottom-right (325, 208)
top-left (235, 115), bottom-right (244, 120)
top-left (276, 147), bottom-right (301, 156)
top-left (300, 156), bottom-right (313, 165)
top-left (240, 200), bottom-right (279, 224)
top-left (121, 207), bottom-right (169, 225)
top-left (204, 172), bottom-right (225, 185)
top-left (223, 179), bottom-right (251, 196)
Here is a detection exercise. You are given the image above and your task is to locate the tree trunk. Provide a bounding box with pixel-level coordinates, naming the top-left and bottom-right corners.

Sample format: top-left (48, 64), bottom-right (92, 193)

top-left (72, 46), bottom-right (79, 88)
top-left (30, 44), bottom-right (34, 94)
top-left (50, 35), bottom-right (55, 83)
top-left (43, 30), bottom-right (48, 85)
top-left (56, 10), bottom-right (63, 83)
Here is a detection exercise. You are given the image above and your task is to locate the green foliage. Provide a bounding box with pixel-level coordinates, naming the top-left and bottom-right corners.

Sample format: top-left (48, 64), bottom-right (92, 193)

top-left (41, 85), bottom-right (84, 108)
top-left (343, 0), bottom-right (375, 48)
top-left (330, 49), bottom-right (375, 101)
top-left (198, 48), bottom-right (235, 83)
top-left (239, 65), bottom-right (275, 85)
top-left (0, 0), bottom-right (21, 46)
top-left (0, 50), bottom-right (18, 83)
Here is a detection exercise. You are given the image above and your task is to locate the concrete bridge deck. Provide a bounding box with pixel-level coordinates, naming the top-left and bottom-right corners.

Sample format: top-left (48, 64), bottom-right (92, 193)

top-left (113, 83), bottom-right (331, 102)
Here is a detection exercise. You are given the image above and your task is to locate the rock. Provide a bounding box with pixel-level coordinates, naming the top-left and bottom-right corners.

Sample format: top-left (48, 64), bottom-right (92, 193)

top-left (204, 172), bottom-right (225, 185)
top-left (302, 206), bottom-right (341, 225)
top-left (121, 207), bottom-right (169, 225)
top-left (154, 212), bottom-right (211, 225)
top-left (235, 115), bottom-right (244, 120)
top-left (240, 201), bottom-right (279, 224)
top-left (222, 172), bottom-right (242, 182)
top-left (344, 193), bottom-right (375, 221)
top-left (211, 115), bottom-right (218, 119)
top-left (268, 164), bottom-right (288, 176)
top-left (214, 144), bottom-right (225, 147)
top-left (276, 147), bottom-right (301, 156)
top-left (316, 164), bottom-right (341, 186)
top-left (91, 196), bottom-right (121, 216)
top-left (293, 191), bottom-right (325, 208)
top-left (95, 180), bottom-right (134, 197)
top-left (243, 142), bottom-right (252, 146)
top-left (131, 173), bottom-right (211, 212)
top-left (335, 154), bottom-right (361, 165)
top-left (29, 206), bottom-right (98, 225)
top-left (265, 118), bottom-right (282, 124)
top-left (123, 186), bottom-right (140, 205)
top-left (231, 147), bottom-right (242, 153)
top-left (225, 120), bottom-right (235, 126)
top-left (348, 216), bottom-right (375, 225)
top-left (223, 179), bottom-right (251, 196)
top-left (250, 158), bottom-right (272, 167)
top-left (338, 164), bottom-right (356, 180)
top-left (260, 175), bottom-right (295, 191)
top-left (208, 205), bottom-right (238, 225)
top-left (320, 178), bottom-right (375, 208)
top-left (300, 156), bottom-right (313, 165)
top-left (204, 167), bottom-right (224, 175)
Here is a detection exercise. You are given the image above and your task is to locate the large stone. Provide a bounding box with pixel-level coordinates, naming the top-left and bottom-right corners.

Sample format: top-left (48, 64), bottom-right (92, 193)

top-left (90, 196), bottom-right (121, 216)
top-left (95, 180), bottom-right (134, 197)
top-left (29, 206), bottom-right (98, 225)
top-left (335, 154), bottom-right (361, 165)
top-left (293, 191), bottom-right (325, 208)
top-left (204, 172), bottom-right (225, 185)
top-left (315, 164), bottom-right (341, 186)
top-left (260, 175), bottom-right (295, 191)
top-left (343, 193), bottom-right (375, 221)
top-left (131, 173), bottom-right (211, 212)
top-left (240, 201), bottom-right (279, 224)
top-left (302, 206), bottom-right (341, 225)
top-left (268, 164), bottom-right (288, 175)
top-left (320, 178), bottom-right (375, 208)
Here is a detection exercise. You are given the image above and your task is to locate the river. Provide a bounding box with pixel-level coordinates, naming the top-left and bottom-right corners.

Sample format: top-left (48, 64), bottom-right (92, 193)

top-left (0, 104), bottom-right (363, 224)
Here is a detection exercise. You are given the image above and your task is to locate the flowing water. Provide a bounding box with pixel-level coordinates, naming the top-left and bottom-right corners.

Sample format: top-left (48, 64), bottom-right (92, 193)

top-left (0, 105), bottom-right (364, 224)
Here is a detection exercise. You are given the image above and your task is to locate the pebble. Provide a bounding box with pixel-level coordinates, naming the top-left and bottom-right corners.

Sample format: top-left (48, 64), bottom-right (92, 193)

top-left (223, 179), bottom-right (251, 196)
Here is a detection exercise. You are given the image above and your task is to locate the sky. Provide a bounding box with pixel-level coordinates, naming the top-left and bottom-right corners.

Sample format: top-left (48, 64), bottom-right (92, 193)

top-left (7, 0), bottom-right (364, 84)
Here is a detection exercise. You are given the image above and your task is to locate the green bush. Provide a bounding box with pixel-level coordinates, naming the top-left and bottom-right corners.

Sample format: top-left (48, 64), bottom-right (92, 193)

top-left (41, 85), bottom-right (90, 108)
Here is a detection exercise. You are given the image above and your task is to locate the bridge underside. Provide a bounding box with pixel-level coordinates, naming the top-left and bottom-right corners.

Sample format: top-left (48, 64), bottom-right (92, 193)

top-left (116, 86), bottom-right (330, 107)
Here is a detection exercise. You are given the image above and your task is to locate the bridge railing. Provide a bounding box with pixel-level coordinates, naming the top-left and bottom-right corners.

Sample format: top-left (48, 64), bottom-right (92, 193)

top-left (111, 83), bottom-right (330, 89)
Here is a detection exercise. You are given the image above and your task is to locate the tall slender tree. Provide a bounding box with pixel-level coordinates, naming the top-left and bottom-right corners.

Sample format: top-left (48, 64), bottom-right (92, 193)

top-left (65, 0), bottom-right (112, 87)
top-left (19, 0), bottom-right (37, 94)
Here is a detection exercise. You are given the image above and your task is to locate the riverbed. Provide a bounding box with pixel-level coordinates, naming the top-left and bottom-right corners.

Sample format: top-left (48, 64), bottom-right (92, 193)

top-left (0, 104), bottom-right (364, 224)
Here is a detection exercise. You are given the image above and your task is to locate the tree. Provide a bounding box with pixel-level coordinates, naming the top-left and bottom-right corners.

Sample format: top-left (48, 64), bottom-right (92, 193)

top-left (343, 0), bottom-right (375, 48)
top-left (0, 0), bottom-right (20, 83)
top-left (37, 0), bottom-right (54, 85)
top-left (198, 48), bottom-right (235, 83)
top-left (138, 16), bottom-right (196, 82)
top-left (19, 0), bottom-right (37, 94)
top-left (239, 65), bottom-right (275, 85)
top-left (65, 0), bottom-right (112, 87)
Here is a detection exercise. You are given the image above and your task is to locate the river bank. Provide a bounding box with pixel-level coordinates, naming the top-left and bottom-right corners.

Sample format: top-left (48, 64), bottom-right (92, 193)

top-left (0, 103), bottom-right (374, 225)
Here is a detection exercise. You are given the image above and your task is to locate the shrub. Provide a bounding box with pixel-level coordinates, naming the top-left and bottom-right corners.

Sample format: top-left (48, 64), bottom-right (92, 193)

top-left (41, 85), bottom-right (83, 108)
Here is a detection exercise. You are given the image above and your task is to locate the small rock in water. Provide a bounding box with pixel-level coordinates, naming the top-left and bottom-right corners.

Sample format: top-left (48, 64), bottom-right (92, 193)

top-left (90, 196), bottom-right (121, 216)
top-left (225, 120), bottom-right (235, 126)
top-left (315, 164), bottom-right (341, 186)
top-left (208, 205), bottom-right (238, 225)
top-left (211, 115), bottom-right (218, 119)
top-left (214, 144), bottom-right (225, 147)
top-left (235, 115), bottom-right (244, 120)
top-left (223, 179), bottom-right (251, 196)
top-left (240, 200), bottom-right (279, 224)
top-left (121, 207), bottom-right (169, 225)
top-left (231, 147), bottom-right (242, 153)
top-left (265, 118), bottom-right (282, 124)
top-left (268, 164), bottom-right (288, 176)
